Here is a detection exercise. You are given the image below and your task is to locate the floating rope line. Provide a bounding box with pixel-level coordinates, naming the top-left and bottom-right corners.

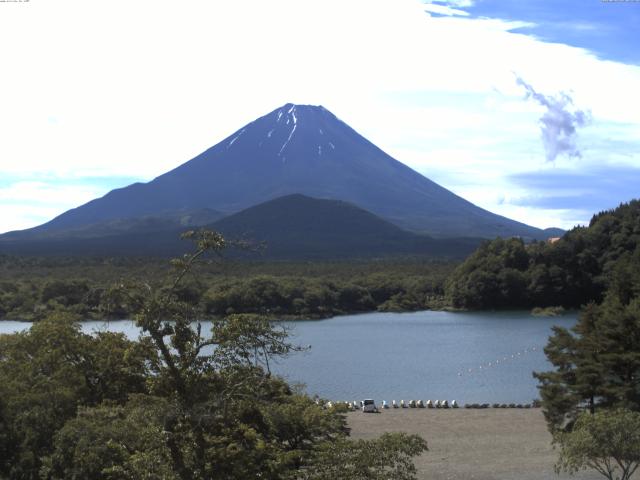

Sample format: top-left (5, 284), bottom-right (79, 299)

top-left (456, 346), bottom-right (540, 378)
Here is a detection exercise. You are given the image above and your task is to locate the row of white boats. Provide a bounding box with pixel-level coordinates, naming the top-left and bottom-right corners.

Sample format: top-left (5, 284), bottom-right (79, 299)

top-left (322, 399), bottom-right (459, 411)
top-left (321, 400), bottom-right (539, 411)
top-left (381, 399), bottom-right (457, 409)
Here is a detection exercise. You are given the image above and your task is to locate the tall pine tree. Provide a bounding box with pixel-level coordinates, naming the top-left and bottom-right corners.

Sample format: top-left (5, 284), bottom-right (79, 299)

top-left (535, 250), bottom-right (640, 432)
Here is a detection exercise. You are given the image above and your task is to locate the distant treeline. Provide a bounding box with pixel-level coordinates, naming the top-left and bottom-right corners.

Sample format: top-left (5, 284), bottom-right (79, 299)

top-left (445, 200), bottom-right (640, 310)
top-left (0, 258), bottom-right (454, 321)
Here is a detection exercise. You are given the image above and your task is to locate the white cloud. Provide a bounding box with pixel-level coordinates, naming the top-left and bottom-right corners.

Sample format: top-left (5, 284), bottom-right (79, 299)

top-left (0, 0), bottom-right (638, 233)
top-left (0, 181), bottom-right (104, 233)
top-left (0, 182), bottom-right (99, 204)
top-left (0, 205), bottom-right (63, 235)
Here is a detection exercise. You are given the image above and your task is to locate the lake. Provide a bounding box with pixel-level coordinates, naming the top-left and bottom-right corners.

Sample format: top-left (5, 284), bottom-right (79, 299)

top-left (0, 310), bottom-right (577, 404)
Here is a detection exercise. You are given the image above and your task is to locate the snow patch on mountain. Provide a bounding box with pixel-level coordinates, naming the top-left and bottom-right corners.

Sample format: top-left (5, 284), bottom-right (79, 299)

top-left (278, 106), bottom-right (298, 156)
top-left (227, 129), bottom-right (245, 149)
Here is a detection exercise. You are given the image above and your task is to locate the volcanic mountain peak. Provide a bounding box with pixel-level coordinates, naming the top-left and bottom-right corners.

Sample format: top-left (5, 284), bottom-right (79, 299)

top-left (5, 102), bottom-right (557, 240)
top-left (208, 103), bottom-right (353, 165)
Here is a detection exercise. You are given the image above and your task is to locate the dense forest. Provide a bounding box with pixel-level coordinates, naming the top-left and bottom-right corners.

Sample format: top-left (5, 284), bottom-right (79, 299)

top-left (0, 257), bottom-right (454, 321)
top-left (446, 200), bottom-right (640, 310)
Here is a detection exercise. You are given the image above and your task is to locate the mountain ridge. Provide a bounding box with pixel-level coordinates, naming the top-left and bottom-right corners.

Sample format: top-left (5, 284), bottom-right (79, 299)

top-left (0, 194), bottom-right (482, 259)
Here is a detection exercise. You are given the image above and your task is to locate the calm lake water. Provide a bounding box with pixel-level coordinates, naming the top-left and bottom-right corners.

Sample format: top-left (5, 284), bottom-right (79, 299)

top-left (0, 310), bottom-right (577, 404)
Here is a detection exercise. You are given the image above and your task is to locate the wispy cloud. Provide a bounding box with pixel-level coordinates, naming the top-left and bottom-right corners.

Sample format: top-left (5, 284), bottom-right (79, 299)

top-left (506, 166), bottom-right (640, 213)
top-left (425, 0), bottom-right (475, 7)
top-left (515, 77), bottom-right (591, 162)
top-left (453, 0), bottom-right (640, 65)
top-left (423, 1), bottom-right (470, 16)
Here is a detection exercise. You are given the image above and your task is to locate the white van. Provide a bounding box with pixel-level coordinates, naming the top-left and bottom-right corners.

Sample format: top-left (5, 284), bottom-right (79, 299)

top-left (361, 399), bottom-right (378, 413)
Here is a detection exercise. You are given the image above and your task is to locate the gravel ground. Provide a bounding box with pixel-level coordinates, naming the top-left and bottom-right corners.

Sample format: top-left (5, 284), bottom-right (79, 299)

top-left (347, 408), bottom-right (604, 480)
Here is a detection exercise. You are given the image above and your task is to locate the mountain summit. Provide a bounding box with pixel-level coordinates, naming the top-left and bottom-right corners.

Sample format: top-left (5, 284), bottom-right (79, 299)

top-left (14, 103), bottom-right (548, 239)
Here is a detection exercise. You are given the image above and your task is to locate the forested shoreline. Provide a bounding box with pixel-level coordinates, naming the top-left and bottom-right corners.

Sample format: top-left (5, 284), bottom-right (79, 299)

top-left (445, 200), bottom-right (640, 311)
top-left (0, 257), bottom-right (454, 321)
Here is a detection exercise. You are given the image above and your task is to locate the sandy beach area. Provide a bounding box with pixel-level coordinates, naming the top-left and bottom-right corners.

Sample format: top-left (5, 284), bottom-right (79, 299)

top-left (347, 408), bottom-right (603, 480)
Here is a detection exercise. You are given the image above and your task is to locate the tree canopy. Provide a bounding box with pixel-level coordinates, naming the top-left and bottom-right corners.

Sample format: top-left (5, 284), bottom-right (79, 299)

top-left (554, 409), bottom-right (640, 480)
top-left (446, 200), bottom-right (640, 310)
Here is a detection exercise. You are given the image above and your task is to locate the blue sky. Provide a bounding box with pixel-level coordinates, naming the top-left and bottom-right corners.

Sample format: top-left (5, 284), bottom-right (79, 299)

top-left (446, 0), bottom-right (640, 64)
top-left (0, 0), bottom-right (639, 233)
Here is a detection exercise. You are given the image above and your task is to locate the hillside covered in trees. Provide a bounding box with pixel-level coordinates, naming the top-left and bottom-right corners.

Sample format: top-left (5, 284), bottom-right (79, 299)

top-left (445, 200), bottom-right (640, 310)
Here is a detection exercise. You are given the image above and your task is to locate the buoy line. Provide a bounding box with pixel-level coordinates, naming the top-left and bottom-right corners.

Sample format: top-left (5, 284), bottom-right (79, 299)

top-left (456, 345), bottom-right (540, 378)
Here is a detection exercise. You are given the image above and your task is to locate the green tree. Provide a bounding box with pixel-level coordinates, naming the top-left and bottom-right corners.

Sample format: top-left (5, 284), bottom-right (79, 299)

top-left (534, 297), bottom-right (640, 432)
top-left (555, 409), bottom-right (640, 480)
top-left (40, 279), bottom-right (89, 307)
top-left (445, 237), bottom-right (531, 309)
top-left (42, 396), bottom-right (176, 480)
top-left (0, 395), bottom-right (13, 475)
top-left (0, 312), bottom-right (152, 479)
top-left (297, 432), bottom-right (428, 480)
top-left (105, 230), bottom-right (348, 480)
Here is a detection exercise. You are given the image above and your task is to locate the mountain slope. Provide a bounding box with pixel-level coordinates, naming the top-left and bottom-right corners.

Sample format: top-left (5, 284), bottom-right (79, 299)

top-left (210, 194), bottom-right (481, 259)
top-left (0, 208), bottom-right (223, 241)
top-left (0, 195), bottom-right (481, 259)
top-left (7, 103), bottom-right (552, 240)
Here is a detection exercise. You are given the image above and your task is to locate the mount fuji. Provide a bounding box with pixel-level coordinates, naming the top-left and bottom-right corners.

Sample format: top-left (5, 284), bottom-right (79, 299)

top-left (2, 103), bottom-right (554, 248)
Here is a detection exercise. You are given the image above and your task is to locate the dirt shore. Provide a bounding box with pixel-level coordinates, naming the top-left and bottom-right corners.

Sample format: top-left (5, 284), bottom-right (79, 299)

top-left (347, 408), bottom-right (602, 480)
